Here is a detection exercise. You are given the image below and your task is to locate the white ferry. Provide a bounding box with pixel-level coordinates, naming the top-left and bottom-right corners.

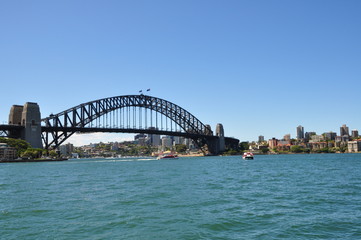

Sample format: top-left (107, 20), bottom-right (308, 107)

top-left (242, 152), bottom-right (254, 160)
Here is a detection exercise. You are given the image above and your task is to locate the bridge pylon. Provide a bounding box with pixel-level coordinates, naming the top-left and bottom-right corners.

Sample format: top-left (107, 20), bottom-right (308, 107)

top-left (8, 102), bottom-right (43, 148)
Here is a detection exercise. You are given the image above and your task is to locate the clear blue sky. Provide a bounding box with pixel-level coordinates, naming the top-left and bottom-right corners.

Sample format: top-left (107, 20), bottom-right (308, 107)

top-left (1, 0), bottom-right (360, 145)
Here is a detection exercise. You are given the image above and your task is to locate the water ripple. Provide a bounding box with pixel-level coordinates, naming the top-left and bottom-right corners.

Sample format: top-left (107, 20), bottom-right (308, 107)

top-left (1, 155), bottom-right (361, 239)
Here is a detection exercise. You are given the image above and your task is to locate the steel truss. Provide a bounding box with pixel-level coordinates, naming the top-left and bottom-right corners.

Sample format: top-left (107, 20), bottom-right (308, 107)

top-left (42, 95), bottom-right (214, 149)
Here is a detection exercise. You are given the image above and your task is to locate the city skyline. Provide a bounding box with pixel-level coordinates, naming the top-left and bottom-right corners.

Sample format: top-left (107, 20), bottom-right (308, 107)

top-left (1, 1), bottom-right (360, 145)
top-left (262, 123), bottom-right (359, 142)
top-left (64, 123), bottom-right (360, 147)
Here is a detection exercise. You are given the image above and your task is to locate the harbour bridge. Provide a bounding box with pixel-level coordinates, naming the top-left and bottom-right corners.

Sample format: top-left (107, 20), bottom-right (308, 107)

top-left (0, 95), bottom-right (239, 155)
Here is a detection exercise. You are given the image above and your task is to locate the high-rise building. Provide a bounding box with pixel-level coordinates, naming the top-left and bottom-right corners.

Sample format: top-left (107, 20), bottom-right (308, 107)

top-left (351, 129), bottom-right (359, 138)
top-left (147, 127), bottom-right (161, 146)
top-left (340, 124), bottom-right (350, 137)
top-left (134, 134), bottom-right (147, 146)
top-left (173, 136), bottom-right (182, 145)
top-left (258, 135), bottom-right (265, 142)
top-left (324, 132), bottom-right (337, 141)
top-left (59, 143), bottom-right (74, 156)
top-left (134, 134), bottom-right (146, 141)
top-left (161, 136), bottom-right (173, 150)
top-left (296, 125), bottom-right (304, 139)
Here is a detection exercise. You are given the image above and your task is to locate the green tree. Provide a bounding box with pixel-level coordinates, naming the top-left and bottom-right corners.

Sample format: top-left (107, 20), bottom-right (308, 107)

top-left (21, 148), bottom-right (44, 159)
top-left (339, 146), bottom-right (347, 153)
top-left (175, 144), bottom-right (187, 153)
top-left (239, 142), bottom-right (249, 151)
top-left (48, 150), bottom-right (59, 158)
top-left (290, 145), bottom-right (304, 153)
top-left (0, 137), bottom-right (30, 154)
top-left (260, 147), bottom-right (269, 154)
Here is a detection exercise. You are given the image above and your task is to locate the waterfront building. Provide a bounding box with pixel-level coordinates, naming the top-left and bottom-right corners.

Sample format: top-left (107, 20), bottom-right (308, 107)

top-left (351, 129), bottom-right (359, 138)
top-left (111, 142), bottom-right (119, 151)
top-left (340, 124), bottom-right (350, 137)
top-left (277, 141), bottom-right (291, 151)
top-left (268, 138), bottom-right (278, 149)
top-left (308, 142), bottom-right (328, 150)
top-left (0, 143), bottom-right (17, 160)
top-left (59, 143), bottom-right (74, 156)
top-left (335, 135), bottom-right (349, 143)
top-left (348, 140), bottom-right (361, 153)
top-left (310, 135), bottom-right (324, 143)
top-left (296, 125), bottom-right (304, 139)
top-left (305, 132), bottom-right (316, 141)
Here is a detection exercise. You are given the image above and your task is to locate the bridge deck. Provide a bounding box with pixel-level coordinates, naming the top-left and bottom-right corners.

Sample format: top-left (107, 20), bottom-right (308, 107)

top-left (0, 125), bottom-right (24, 131)
top-left (41, 126), bottom-right (218, 140)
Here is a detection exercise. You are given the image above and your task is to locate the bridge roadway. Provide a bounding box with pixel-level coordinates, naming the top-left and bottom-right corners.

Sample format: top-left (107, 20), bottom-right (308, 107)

top-left (41, 126), bottom-right (240, 149)
top-left (0, 124), bottom-right (24, 131)
top-left (42, 126), bottom-right (218, 140)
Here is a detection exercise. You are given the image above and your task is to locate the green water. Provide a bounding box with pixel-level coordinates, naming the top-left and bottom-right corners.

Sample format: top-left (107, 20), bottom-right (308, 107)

top-left (1, 154), bottom-right (361, 239)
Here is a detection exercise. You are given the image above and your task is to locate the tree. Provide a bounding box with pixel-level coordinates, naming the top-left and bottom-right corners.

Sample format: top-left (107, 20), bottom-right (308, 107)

top-left (48, 150), bottom-right (59, 158)
top-left (21, 148), bottom-right (44, 159)
top-left (239, 142), bottom-right (249, 151)
top-left (290, 145), bottom-right (304, 153)
top-left (260, 147), bottom-right (269, 154)
top-left (0, 137), bottom-right (30, 154)
top-left (175, 144), bottom-right (187, 153)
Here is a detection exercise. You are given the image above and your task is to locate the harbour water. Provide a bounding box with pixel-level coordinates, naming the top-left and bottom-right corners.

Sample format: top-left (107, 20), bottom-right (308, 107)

top-left (1, 154), bottom-right (361, 239)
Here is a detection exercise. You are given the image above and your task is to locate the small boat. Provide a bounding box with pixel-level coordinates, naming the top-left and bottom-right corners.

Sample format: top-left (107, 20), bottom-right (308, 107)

top-left (242, 152), bottom-right (254, 160)
top-left (157, 152), bottom-right (178, 160)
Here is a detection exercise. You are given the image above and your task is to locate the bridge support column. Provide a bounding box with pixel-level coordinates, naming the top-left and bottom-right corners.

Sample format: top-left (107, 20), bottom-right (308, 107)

top-left (205, 123), bottom-right (226, 155)
top-left (8, 102), bottom-right (43, 148)
top-left (216, 123), bottom-right (225, 152)
top-left (8, 105), bottom-right (23, 139)
top-left (22, 102), bottom-right (43, 148)
top-left (206, 138), bottom-right (220, 155)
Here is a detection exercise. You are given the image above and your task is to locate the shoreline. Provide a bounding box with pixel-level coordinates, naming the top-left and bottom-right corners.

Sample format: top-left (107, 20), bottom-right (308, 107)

top-left (0, 158), bottom-right (68, 163)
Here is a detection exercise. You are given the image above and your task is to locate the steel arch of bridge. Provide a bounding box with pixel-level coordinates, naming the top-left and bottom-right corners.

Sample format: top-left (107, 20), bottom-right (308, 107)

top-left (41, 95), bottom-right (214, 149)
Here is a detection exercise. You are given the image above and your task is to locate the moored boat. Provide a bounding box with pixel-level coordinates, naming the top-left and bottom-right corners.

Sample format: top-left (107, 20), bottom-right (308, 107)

top-left (242, 152), bottom-right (254, 160)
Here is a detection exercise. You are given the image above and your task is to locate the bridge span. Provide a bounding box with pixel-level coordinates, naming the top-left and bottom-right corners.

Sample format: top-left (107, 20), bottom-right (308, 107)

top-left (1, 95), bottom-right (239, 155)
